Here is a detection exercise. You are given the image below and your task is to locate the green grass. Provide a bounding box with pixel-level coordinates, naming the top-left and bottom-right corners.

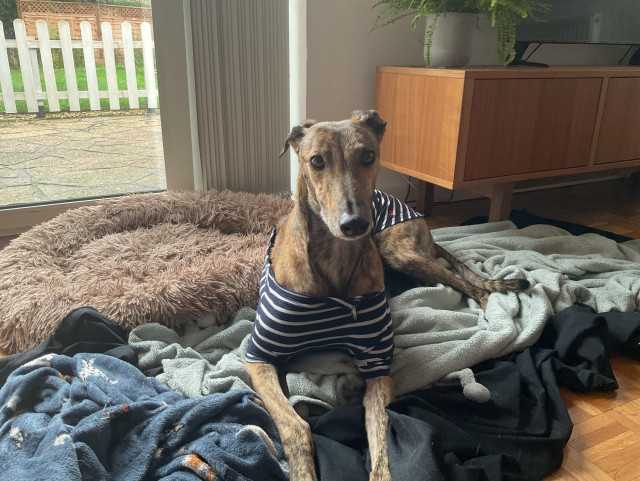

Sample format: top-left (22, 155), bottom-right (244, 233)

top-left (0, 64), bottom-right (154, 113)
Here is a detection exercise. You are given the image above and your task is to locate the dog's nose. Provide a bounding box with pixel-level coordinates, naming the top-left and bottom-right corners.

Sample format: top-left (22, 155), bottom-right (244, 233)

top-left (339, 214), bottom-right (370, 238)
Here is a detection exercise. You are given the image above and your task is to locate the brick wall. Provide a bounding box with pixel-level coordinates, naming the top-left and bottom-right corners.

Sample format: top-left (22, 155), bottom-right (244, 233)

top-left (18, 0), bottom-right (153, 40)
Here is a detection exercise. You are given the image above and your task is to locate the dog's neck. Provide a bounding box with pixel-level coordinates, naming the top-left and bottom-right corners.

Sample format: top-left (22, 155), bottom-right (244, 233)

top-left (304, 203), bottom-right (369, 297)
top-left (271, 176), bottom-right (383, 298)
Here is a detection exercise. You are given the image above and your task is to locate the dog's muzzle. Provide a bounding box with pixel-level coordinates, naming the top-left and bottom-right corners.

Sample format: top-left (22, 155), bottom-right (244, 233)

top-left (339, 213), bottom-right (370, 238)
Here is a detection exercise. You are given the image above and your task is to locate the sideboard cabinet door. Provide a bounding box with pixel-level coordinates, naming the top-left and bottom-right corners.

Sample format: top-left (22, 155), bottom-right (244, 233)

top-left (464, 78), bottom-right (602, 181)
top-left (595, 77), bottom-right (640, 165)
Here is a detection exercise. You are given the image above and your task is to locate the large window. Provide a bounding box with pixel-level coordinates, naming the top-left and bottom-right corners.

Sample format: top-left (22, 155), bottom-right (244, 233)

top-left (0, 0), bottom-right (176, 234)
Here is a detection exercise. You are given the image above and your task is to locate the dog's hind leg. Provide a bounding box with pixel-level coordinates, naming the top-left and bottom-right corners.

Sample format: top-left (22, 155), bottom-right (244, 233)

top-left (363, 375), bottom-right (394, 481)
top-left (244, 362), bottom-right (318, 481)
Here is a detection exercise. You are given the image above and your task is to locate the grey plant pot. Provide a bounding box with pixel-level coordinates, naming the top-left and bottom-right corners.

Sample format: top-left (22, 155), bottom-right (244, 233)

top-left (424, 12), bottom-right (478, 68)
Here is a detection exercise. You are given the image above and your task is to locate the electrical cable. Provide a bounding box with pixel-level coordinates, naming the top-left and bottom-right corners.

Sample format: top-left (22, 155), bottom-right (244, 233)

top-left (402, 174), bottom-right (417, 204)
top-left (434, 190), bottom-right (455, 204)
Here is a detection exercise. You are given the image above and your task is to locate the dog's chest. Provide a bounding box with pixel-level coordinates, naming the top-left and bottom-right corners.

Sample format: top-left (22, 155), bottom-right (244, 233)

top-left (306, 240), bottom-right (384, 298)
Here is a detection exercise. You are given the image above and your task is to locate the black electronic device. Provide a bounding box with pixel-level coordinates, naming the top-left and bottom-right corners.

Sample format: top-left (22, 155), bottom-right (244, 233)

top-left (515, 0), bottom-right (640, 66)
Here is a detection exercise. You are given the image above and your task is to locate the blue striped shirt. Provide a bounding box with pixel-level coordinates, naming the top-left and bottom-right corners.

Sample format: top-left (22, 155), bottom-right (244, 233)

top-left (245, 190), bottom-right (423, 378)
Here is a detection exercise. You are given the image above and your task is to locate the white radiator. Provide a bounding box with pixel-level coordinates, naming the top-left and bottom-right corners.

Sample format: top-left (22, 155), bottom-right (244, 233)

top-left (189, 0), bottom-right (290, 194)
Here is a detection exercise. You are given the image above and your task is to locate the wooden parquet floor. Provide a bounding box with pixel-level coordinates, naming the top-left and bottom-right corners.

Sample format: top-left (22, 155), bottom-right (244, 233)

top-left (550, 357), bottom-right (640, 481)
top-left (0, 177), bottom-right (639, 479)
top-left (426, 176), bottom-right (640, 239)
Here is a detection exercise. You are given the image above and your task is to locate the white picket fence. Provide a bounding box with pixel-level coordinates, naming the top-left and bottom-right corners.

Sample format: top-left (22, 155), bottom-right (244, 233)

top-left (0, 19), bottom-right (157, 114)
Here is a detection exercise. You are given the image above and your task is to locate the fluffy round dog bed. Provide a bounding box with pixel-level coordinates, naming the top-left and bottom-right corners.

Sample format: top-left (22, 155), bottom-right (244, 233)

top-left (0, 190), bottom-right (292, 354)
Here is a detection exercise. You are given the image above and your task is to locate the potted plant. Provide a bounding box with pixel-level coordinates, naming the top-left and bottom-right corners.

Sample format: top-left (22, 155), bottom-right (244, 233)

top-left (373, 0), bottom-right (548, 67)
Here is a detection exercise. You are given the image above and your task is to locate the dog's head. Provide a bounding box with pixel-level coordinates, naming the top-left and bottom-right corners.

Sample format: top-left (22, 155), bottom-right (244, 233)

top-left (281, 110), bottom-right (387, 241)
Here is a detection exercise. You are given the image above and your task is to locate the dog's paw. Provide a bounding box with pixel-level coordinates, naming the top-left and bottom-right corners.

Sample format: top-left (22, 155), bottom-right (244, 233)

top-left (369, 458), bottom-right (392, 481)
top-left (369, 469), bottom-right (392, 481)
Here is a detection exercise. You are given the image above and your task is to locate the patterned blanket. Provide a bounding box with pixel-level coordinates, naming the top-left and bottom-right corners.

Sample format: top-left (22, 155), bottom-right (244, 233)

top-left (0, 353), bottom-right (287, 481)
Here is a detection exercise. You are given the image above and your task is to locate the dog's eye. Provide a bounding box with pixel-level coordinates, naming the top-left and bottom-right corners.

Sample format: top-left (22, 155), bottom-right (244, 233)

top-left (362, 150), bottom-right (375, 166)
top-left (309, 155), bottom-right (325, 170)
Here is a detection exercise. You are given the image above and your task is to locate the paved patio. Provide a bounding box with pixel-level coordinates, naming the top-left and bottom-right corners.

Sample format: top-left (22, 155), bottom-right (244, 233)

top-left (0, 113), bottom-right (166, 208)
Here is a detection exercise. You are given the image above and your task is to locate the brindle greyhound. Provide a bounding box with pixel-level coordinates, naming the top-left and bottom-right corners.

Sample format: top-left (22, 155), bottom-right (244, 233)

top-left (244, 110), bottom-right (529, 481)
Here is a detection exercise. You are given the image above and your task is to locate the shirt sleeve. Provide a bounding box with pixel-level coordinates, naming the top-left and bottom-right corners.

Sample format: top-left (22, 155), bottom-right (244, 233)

top-left (372, 190), bottom-right (424, 234)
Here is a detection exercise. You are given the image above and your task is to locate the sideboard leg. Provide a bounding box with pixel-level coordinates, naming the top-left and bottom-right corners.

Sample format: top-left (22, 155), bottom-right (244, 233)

top-left (416, 180), bottom-right (435, 216)
top-left (488, 183), bottom-right (514, 222)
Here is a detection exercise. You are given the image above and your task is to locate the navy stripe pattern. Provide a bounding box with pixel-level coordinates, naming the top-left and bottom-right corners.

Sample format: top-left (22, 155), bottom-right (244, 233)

top-left (245, 190), bottom-right (423, 378)
top-left (372, 190), bottom-right (424, 234)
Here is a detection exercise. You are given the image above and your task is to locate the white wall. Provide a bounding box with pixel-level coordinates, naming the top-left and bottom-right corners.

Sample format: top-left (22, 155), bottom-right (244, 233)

top-left (304, 1), bottom-right (634, 201)
top-left (305, 0), bottom-right (425, 198)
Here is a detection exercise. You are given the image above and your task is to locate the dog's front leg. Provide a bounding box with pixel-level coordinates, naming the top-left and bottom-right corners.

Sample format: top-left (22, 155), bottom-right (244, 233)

top-left (364, 375), bottom-right (394, 481)
top-left (244, 361), bottom-right (318, 481)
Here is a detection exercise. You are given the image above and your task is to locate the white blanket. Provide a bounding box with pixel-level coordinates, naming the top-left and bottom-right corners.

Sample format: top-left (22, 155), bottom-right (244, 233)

top-left (129, 221), bottom-right (640, 412)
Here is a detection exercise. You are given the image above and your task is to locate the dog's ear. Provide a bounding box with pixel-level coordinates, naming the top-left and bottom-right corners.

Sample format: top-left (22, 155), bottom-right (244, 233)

top-left (351, 110), bottom-right (387, 142)
top-left (279, 120), bottom-right (318, 157)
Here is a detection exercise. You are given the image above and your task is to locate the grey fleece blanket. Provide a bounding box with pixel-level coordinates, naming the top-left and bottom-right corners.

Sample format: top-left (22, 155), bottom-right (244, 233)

top-left (129, 221), bottom-right (640, 412)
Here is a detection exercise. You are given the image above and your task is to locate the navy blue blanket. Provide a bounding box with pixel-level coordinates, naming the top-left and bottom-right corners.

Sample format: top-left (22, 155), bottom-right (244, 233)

top-left (0, 353), bottom-right (288, 481)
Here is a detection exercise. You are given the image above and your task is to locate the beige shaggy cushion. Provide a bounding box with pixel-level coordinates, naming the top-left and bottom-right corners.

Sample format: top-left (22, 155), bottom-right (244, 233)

top-left (0, 190), bottom-right (292, 354)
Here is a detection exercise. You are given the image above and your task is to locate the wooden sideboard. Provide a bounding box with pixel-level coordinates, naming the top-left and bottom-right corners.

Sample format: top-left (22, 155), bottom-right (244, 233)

top-left (375, 66), bottom-right (640, 221)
